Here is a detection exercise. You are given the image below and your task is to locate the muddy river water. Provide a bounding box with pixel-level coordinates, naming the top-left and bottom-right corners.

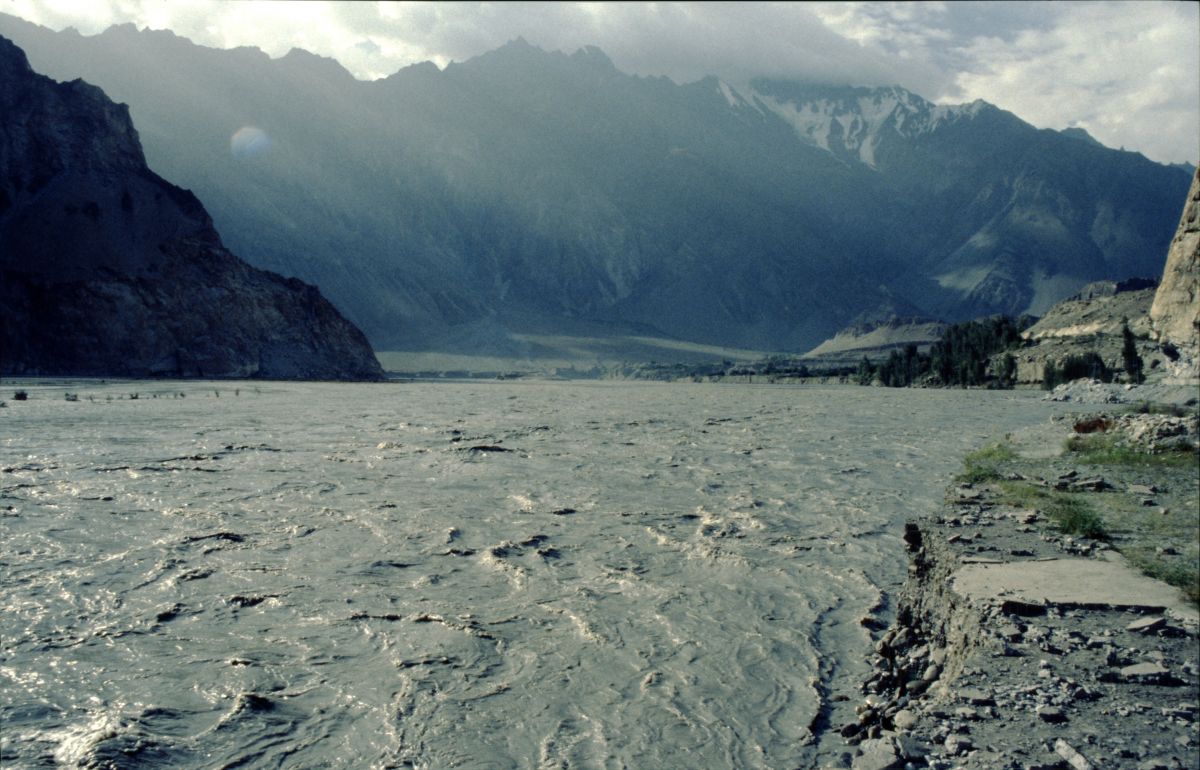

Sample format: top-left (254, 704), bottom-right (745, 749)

top-left (0, 380), bottom-right (1061, 768)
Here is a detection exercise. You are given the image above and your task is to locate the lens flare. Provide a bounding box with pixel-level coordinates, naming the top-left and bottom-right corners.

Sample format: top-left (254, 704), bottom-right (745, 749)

top-left (230, 126), bottom-right (270, 158)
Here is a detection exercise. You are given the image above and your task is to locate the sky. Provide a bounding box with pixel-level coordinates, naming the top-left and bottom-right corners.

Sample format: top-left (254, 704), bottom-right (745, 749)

top-left (5, 0), bottom-right (1198, 165)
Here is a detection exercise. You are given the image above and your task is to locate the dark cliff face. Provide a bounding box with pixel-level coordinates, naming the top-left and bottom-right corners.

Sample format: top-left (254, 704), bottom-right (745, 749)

top-left (0, 36), bottom-right (384, 380)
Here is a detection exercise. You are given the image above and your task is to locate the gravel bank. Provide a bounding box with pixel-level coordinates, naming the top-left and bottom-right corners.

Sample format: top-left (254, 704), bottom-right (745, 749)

top-left (840, 421), bottom-right (1199, 770)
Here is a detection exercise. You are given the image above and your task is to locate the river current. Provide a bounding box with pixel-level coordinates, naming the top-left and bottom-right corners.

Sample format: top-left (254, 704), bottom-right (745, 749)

top-left (1, 380), bottom-right (1060, 768)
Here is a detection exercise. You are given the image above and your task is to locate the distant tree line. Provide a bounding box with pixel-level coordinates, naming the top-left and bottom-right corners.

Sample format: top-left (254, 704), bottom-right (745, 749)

top-left (624, 316), bottom-right (1145, 388)
top-left (856, 316), bottom-right (1031, 389)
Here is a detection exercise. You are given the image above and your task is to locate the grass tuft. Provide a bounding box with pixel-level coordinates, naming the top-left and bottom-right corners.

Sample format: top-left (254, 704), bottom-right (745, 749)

top-left (995, 480), bottom-right (1109, 540)
top-left (1065, 433), bottom-right (1198, 468)
top-left (1129, 401), bottom-right (1191, 418)
top-left (957, 442), bottom-right (1019, 484)
top-left (1124, 547), bottom-right (1200, 605)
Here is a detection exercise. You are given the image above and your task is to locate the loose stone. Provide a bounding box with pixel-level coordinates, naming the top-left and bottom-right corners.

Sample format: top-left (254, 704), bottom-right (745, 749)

top-left (1126, 616), bottom-right (1166, 633)
top-left (892, 709), bottom-right (918, 730)
top-left (1037, 705), bottom-right (1068, 723)
top-left (944, 734), bottom-right (973, 755)
top-left (852, 737), bottom-right (902, 770)
top-left (1055, 738), bottom-right (1094, 770)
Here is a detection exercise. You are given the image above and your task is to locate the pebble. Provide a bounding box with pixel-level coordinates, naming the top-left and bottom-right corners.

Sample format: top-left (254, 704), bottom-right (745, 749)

top-left (1037, 705), bottom-right (1068, 723)
top-left (1055, 738), bottom-right (1094, 770)
top-left (944, 734), bottom-right (973, 755)
top-left (892, 709), bottom-right (917, 730)
top-left (852, 462), bottom-right (1199, 769)
top-left (852, 737), bottom-right (901, 770)
top-left (1120, 661), bottom-right (1170, 680)
top-left (959, 687), bottom-right (995, 706)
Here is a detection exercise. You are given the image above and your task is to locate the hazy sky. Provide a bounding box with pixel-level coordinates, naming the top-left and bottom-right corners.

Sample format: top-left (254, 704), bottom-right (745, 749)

top-left (6, 1), bottom-right (1198, 165)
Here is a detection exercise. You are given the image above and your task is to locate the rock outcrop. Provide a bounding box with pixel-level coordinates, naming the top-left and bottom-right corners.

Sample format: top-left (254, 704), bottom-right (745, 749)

top-left (802, 316), bottom-right (948, 369)
top-left (1023, 281), bottom-right (1157, 342)
top-left (1149, 169), bottom-right (1200, 361)
top-left (0, 36), bottom-right (383, 380)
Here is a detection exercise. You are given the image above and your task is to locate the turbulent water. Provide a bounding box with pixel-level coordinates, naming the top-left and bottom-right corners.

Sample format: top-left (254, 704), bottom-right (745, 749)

top-left (1, 380), bottom-right (1059, 769)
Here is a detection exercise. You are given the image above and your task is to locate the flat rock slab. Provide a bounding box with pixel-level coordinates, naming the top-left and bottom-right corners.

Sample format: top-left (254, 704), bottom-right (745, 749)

top-left (1126, 615), bottom-right (1167, 633)
top-left (952, 552), bottom-right (1199, 623)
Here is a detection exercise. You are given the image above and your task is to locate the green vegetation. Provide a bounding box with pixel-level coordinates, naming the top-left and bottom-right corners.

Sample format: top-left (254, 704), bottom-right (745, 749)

top-left (957, 442), bottom-right (1019, 484)
top-left (993, 480), bottom-right (1109, 539)
top-left (857, 316), bottom-right (1031, 388)
top-left (1042, 352), bottom-right (1112, 390)
top-left (1065, 433), bottom-right (1198, 467)
top-left (1121, 319), bottom-right (1145, 384)
top-left (929, 316), bottom-right (1028, 388)
top-left (956, 449), bottom-right (1106, 536)
top-left (959, 425), bottom-right (1198, 604)
top-left (1125, 547), bottom-right (1200, 605)
top-left (1130, 401), bottom-right (1189, 418)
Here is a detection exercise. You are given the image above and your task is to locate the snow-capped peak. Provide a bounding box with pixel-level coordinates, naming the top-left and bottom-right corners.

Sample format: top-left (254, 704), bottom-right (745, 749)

top-left (725, 82), bottom-right (989, 169)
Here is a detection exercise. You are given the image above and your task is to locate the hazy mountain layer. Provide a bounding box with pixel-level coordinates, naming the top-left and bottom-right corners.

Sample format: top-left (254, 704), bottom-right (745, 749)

top-left (1, 15), bottom-right (1190, 352)
top-left (0, 36), bottom-right (383, 380)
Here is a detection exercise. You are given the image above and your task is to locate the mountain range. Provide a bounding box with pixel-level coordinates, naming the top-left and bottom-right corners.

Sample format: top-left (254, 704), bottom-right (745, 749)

top-left (0, 35), bottom-right (383, 379)
top-left (0, 14), bottom-right (1191, 355)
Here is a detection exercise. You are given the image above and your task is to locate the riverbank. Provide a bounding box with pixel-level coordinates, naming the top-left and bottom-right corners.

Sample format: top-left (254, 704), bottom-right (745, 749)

top-left (842, 407), bottom-right (1199, 769)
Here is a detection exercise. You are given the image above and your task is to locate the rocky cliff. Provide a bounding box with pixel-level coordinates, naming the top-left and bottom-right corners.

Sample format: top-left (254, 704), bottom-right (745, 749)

top-left (0, 36), bottom-right (383, 380)
top-left (1149, 169), bottom-right (1200, 359)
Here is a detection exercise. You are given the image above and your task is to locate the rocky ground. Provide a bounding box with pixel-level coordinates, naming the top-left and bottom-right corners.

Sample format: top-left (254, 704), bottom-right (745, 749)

top-left (838, 406), bottom-right (1200, 770)
top-left (1043, 378), bottom-right (1200, 410)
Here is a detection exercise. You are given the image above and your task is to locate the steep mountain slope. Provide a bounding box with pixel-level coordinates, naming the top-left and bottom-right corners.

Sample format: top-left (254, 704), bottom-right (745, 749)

top-left (1, 15), bottom-right (1188, 353)
top-left (746, 80), bottom-right (1181, 318)
top-left (0, 36), bottom-right (384, 379)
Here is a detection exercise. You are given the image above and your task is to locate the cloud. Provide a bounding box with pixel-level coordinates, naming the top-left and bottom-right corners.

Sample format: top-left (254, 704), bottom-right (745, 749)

top-left (4, 0), bottom-right (1197, 164)
top-left (947, 2), bottom-right (1199, 166)
top-left (808, 1), bottom-right (1199, 165)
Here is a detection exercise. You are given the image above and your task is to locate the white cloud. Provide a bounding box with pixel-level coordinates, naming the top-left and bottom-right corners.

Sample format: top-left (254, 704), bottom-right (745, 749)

top-left (3, 0), bottom-right (1196, 164)
top-left (805, 1), bottom-right (1199, 165)
top-left (947, 2), bottom-right (1199, 165)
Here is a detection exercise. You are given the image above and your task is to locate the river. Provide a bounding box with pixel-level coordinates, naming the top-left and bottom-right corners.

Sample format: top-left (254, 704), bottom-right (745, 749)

top-left (0, 380), bottom-right (1060, 768)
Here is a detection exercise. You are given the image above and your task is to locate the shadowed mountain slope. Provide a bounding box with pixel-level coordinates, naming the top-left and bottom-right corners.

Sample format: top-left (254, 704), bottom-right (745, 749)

top-left (0, 36), bottom-right (384, 379)
top-left (1, 16), bottom-right (1188, 353)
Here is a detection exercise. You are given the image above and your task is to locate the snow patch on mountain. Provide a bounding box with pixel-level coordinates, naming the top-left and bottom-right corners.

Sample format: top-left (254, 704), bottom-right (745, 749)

top-left (752, 92), bottom-right (835, 153)
top-left (744, 83), bottom-right (991, 168)
top-left (715, 79), bottom-right (762, 114)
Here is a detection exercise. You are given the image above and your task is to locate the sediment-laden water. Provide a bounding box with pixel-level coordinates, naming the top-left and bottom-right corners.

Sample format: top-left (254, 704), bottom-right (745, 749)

top-left (1, 381), bottom-right (1059, 768)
